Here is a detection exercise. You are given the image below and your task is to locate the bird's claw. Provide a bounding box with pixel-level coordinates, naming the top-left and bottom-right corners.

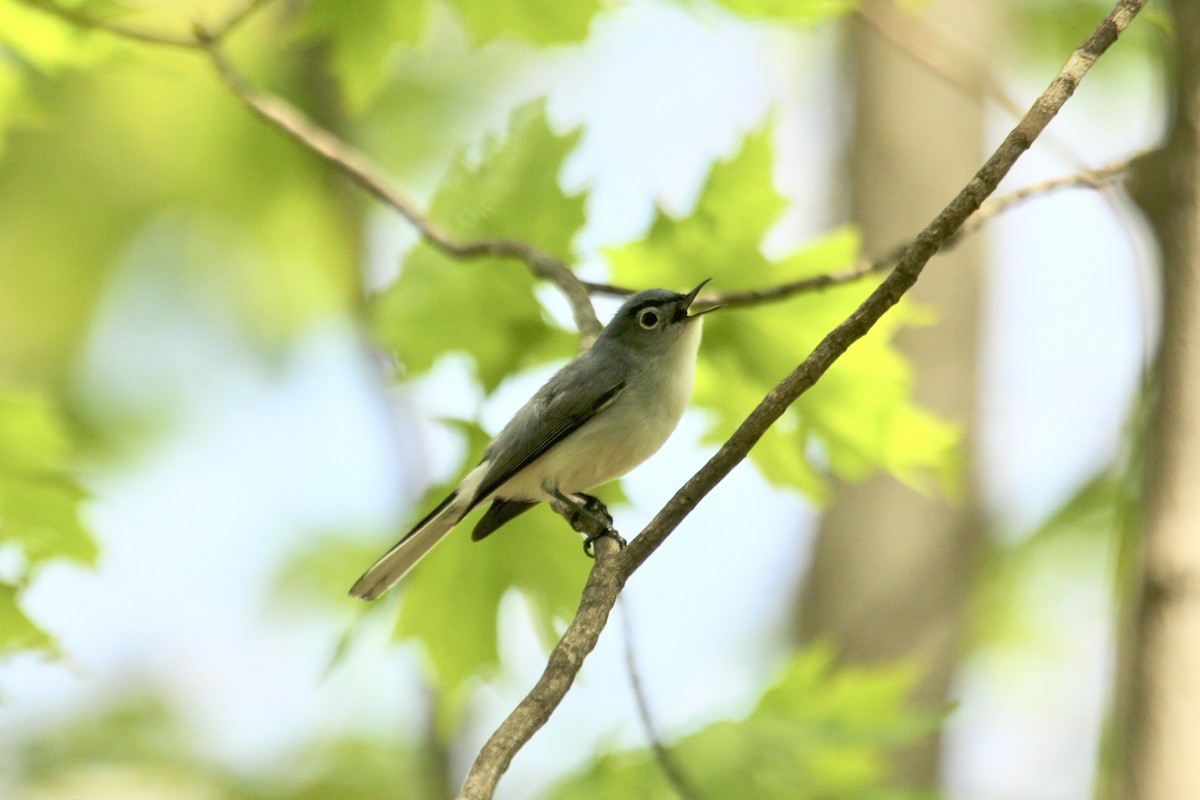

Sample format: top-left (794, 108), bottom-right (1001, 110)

top-left (583, 528), bottom-right (626, 558)
top-left (572, 493), bottom-right (623, 557)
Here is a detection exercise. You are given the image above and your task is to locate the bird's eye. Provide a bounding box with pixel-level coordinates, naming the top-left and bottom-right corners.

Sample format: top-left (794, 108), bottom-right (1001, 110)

top-left (638, 309), bottom-right (660, 329)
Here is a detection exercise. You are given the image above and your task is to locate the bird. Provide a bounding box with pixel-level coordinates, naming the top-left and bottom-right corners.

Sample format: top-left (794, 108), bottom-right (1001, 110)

top-left (349, 280), bottom-right (721, 600)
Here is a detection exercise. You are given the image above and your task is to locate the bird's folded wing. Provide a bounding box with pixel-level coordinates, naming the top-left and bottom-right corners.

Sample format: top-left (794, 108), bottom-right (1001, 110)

top-left (469, 367), bottom-right (627, 506)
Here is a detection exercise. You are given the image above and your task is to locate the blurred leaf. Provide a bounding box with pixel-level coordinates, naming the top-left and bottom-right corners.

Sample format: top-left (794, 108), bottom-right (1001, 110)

top-left (0, 581), bottom-right (54, 657)
top-left (0, 391), bottom-right (93, 663)
top-left (1008, 0), bottom-right (1168, 76)
top-left (0, 392), bottom-right (70, 472)
top-left (300, 0), bottom-right (601, 109)
top-left (0, 472), bottom-right (93, 566)
top-left (447, 0), bottom-right (603, 46)
top-left (14, 694), bottom-right (443, 800)
top-left (371, 102), bottom-right (582, 392)
top-left (358, 13), bottom-right (537, 185)
top-left (299, 0), bottom-right (425, 110)
top-left (971, 466), bottom-right (1133, 650)
top-left (702, 0), bottom-right (856, 24)
top-left (545, 645), bottom-right (941, 800)
top-left (607, 127), bottom-right (959, 501)
top-left (0, 391), bottom-right (95, 570)
top-left (0, 0), bottom-right (115, 153)
top-left (0, 43), bottom-right (361, 389)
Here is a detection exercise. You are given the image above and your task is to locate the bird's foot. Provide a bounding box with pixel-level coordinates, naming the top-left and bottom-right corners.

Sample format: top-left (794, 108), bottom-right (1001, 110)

top-left (547, 488), bottom-right (624, 557)
top-left (575, 493), bottom-right (625, 557)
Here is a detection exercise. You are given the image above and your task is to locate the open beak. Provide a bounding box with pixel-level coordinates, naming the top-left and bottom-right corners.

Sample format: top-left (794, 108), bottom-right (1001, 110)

top-left (682, 278), bottom-right (724, 319)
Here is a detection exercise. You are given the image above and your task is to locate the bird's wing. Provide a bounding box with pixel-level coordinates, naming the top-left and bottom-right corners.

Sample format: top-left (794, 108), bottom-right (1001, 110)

top-left (468, 355), bottom-right (627, 507)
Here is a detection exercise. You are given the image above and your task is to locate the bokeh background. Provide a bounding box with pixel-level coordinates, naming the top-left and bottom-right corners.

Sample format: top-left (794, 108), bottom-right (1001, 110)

top-left (0, 0), bottom-right (1173, 798)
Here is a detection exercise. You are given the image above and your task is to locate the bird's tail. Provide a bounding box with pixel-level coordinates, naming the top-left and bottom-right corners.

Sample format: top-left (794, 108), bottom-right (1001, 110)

top-left (349, 492), bottom-right (467, 600)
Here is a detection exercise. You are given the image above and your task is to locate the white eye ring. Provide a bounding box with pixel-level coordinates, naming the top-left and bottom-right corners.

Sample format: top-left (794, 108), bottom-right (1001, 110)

top-left (638, 309), bottom-right (660, 329)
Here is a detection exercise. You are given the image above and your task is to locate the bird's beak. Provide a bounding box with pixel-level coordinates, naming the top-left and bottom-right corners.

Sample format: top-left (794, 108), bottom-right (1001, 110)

top-left (683, 278), bottom-right (724, 319)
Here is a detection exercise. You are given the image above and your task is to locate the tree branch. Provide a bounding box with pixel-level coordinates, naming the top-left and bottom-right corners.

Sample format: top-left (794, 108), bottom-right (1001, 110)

top-left (194, 38), bottom-right (604, 347)
top-left (19, 0), bottom-right (606, 348)
top-left (459, 2), bottom-right (1149, 796)
top-left (459, 535), bottom-right (626, 800)
top-left (585, 153), bottom-right (1137, 310)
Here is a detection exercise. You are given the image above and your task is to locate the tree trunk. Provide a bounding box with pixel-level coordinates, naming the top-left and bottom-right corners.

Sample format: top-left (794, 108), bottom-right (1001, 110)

top-left (1122, 1), bottom-right (1200, 797)
top-left (793, 0), bottom-right (991, 787)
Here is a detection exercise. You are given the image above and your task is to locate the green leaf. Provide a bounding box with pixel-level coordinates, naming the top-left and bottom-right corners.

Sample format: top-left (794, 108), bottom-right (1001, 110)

top-left (0, 581), bottom-right (55, 658)
top-left (1008, 0), bottom-right (1169, 74)
top-left (0, 472), bottom-right (94, 567)
top-left (298, 0), bottom-right (425, 110)
top-left (702, 0), bottom-right (856, 24)
top-left (299, 0), bottom-right (602, 109)
top-left (0, 0), bottom-right (115, 153)
top-left (971, 467), bottom-right (1133, 650)
top-left (371, 102), bottom-right (583, 392)
top-left (447, 0), bottom-right (603, 45)
top-left (0, 393), bottom-right (70, 473)
top-left (0, 392), bottom-right (93, 664)
top-left (544, 645), bottom-right (941, 800)
top-left (0, 392), bottom-right (95, 569)
top-left (607, 127), bottom-right (959, 500)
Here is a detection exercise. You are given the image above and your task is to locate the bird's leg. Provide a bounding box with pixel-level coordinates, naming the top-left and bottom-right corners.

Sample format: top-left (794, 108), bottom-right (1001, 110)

top-left (546, 487), bottom-right (626, 557)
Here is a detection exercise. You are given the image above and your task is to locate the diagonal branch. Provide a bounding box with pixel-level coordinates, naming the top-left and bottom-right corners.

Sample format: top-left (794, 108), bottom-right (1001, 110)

top-left (458, 2), bottom-right (1149, 798)
top-left (618, 0), bottom-right (1146, 572)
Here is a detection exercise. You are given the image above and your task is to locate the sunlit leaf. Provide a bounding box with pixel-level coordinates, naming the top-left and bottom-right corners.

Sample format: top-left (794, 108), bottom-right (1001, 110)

top-left (299, 0), bottom-right (602, 109)
top-left (608, 127), bottom-right (959, 500)
top-left (371, 102), bottom-right (583, 392)
top-left (971, 466), bottom-right (1133, 650)
top-left (298, 0), bottom-right (425, 110)
top-left (0, 582), bottom-right (54, 657)
top-left (0, 392), bottom-right (92, 663)
top-left (545, 645), bottom-right (940, 800)
top-left (701, 0), bottom-right (856, 24)
top-left (0, 392), bottom-right (95, 569)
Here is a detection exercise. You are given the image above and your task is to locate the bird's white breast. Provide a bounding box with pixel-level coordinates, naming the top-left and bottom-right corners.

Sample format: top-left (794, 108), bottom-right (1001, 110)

top-left (498, 320), bottom-right (703, 500)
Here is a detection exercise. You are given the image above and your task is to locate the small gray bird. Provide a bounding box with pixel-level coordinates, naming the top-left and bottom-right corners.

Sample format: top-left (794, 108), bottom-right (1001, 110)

top-left (349, 280), bottom-right (721, 600)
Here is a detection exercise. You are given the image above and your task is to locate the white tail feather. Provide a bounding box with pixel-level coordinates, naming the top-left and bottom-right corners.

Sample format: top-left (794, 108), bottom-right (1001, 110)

top-left (348, 499), bottom-right (464, 600)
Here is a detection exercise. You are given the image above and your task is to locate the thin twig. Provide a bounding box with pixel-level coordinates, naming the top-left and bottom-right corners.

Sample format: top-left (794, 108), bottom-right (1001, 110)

top-left (458, 3), bottom-right (1148, 797)
top-left (20, 0), bottom-right (605, 348)
top-left (854, 0), bottom-right (1097, 174)
top-left (585, 154), bottom-right (1137, 309)
top-left (969, 155), bottom-right (1135, 223)
top-left (619, 595), bottom-right (705, 800)
top-left (194, 38), bottom-right (604, 347)
top-left (855, 0), bottom-right (1025, 118)
top-left (618, 0), bottom-right (1147, 572)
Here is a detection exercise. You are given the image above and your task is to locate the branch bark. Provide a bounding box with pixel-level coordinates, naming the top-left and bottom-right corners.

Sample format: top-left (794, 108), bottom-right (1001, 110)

top-left (18, 0), bottom-right (606, 348)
